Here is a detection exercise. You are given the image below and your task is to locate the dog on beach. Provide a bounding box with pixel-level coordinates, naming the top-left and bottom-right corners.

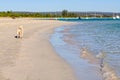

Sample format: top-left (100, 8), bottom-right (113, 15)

top-left (15, 26), bottom-right (23, 38)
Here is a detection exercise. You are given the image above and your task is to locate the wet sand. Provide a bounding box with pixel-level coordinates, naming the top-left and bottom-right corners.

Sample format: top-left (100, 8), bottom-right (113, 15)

top-left (0, 18), bottom-right (76, 80)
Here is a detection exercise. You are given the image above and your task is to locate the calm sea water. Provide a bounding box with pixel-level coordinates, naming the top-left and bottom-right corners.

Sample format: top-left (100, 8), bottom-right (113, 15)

top-left (50, 19), bottom-right (120, 80)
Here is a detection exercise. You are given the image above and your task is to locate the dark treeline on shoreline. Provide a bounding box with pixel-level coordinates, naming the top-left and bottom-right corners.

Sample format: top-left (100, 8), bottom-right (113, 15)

top-left (0, 10), bottom-right (120, 18)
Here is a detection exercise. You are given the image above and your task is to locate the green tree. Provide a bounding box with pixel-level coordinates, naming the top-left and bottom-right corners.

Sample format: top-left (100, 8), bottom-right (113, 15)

top-left (7, 11), bottom-right (12, 14)
top-left (62, 10), bottom-right (68, 17)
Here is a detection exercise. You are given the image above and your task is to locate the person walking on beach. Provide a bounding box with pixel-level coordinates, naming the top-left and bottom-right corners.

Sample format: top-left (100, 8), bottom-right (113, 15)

top-left (17, 26), bottom-right (23, 38)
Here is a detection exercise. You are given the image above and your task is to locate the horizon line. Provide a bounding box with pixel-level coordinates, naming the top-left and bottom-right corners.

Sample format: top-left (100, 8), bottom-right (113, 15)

top-left (0, 10), bottom-right (120, 13)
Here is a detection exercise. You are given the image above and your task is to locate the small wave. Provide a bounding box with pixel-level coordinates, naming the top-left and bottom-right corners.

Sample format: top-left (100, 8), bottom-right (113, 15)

top-left (80, 49), bottom-right (120, 80)
top-left (80, 48), bottom-right (99, 64)
top-left (96, 52), bottom-right (119, 80)
top-left (102, 64), bottom-right (119, 80)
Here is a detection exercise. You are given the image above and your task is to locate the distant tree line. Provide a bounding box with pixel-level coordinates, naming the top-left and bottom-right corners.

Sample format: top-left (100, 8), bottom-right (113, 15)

top-left (0, 10), bottom-right (77, 18)
top-left (0, 10), bottom-right (118, 18)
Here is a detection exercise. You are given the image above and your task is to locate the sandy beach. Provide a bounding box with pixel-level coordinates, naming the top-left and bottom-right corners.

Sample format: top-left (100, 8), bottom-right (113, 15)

top-left (0, 18), bottom-right (76, 80)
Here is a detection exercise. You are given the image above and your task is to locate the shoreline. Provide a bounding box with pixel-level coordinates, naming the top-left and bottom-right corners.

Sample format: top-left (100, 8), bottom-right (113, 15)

top-left (50, 25), bottom-right (103, 80)
top-left (0, 18), bottom-right (77, 80)
top-left (51, 22), bottom-right (120, 80)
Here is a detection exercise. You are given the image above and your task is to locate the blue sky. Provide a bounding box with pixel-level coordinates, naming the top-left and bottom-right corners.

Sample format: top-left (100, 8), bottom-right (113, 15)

top-left (0, 0), bottom-right (120, 12)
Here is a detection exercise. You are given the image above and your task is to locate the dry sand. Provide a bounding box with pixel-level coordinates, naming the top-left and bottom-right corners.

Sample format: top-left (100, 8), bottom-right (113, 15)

top-left (0, 18), bottom-right (77, 80)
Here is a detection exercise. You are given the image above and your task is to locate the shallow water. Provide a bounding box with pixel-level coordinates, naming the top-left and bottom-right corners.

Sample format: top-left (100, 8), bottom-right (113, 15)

top-left (50, 20), bottom-right (120, 80)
